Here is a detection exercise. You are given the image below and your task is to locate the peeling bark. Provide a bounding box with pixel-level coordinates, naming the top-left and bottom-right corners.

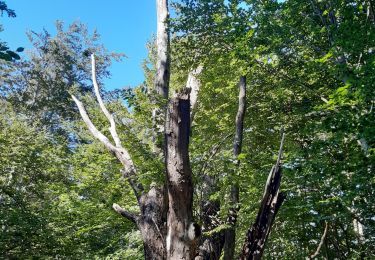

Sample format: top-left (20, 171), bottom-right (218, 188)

top-left (186, 66), bottom-right (203, 124)
top-left (72, 2), bottom-right (287, 259)
top-left (152, 0), bottom-right (171, 153)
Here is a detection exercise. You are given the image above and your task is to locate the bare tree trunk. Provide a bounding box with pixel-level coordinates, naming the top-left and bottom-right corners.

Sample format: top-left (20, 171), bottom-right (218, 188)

top-left (224, 75), bottom-right (247, 260)
top-left (152, 0), bottom-right (171, 153)
top-left (155, 0), bottom-right (170, 99)
top-left (240, 133), bottom-right (286, 260)
top-left (165, 90), bottom-right (198, 259)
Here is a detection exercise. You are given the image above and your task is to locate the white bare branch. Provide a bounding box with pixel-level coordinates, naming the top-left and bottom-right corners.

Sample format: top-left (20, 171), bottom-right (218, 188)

top-left (72, 88), bottom-right (142, 197)
top-left (91, 54), bottom-right (122, 147)
top-left (71, 94), bottom-right (117, 152)
top-left (186, 66), bottom-right (203, 124)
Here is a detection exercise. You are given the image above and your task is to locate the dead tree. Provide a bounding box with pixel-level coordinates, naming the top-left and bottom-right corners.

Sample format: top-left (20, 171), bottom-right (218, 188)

top-left (72, 1), bottom-right (286, 259)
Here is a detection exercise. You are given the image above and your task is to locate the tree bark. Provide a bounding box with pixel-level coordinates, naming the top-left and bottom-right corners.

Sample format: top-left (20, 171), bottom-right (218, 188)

top-left (240, 133), bottom-right (286, 260)
top-left (224, 75), bottom-right (247, 260)
top-left (138, 186), bottom-right (168, 259)
top-left (165, 90), bottom-right (197, 259)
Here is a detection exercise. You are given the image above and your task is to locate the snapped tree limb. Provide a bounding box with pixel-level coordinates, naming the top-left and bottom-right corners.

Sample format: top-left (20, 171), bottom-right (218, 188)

top-left (240, 132), bottom-right (286, 260)
top-left (112, 203), bottom-right (138, 224)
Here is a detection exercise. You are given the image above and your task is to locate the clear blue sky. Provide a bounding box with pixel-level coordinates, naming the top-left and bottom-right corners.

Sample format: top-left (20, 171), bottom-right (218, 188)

top-left (1, 0), bottom-right (157, 90)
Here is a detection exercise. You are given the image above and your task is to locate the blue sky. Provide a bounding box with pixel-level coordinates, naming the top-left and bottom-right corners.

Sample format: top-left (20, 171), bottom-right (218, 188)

top-left (1, 0), bottom-right (157, 90)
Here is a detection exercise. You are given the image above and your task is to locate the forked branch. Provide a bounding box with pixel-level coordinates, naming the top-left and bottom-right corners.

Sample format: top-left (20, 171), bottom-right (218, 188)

top-left (72, 54), bottom-right (143, 200)
top-left (91, 54), bottom-right (122, 147)
top-left (71, 95), bottom-right (117, 152)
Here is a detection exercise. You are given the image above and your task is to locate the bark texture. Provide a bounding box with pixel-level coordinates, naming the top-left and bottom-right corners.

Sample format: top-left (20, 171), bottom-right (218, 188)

top-left (240, 133), bottom-right (286, 260)
top-left (224, 75), bottom-right (247, 260)
top-left (138, 187), bottom-right (167, 259)
top-left (72, 3), bottom-right (285, 259)
top-left (165, 90), bottom-right (196, 259)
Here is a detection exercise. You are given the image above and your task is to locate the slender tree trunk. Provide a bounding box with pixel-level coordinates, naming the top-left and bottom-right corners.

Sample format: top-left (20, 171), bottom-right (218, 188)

top-left (224, 76), bottom-right (247, 260)
top-left (165, 90), bottom-right (198, 259)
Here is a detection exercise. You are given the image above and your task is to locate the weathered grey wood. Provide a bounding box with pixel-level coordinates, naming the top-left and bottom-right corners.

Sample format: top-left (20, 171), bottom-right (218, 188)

top-left (138, 186), bottom-right (167, 260)
top-left (91, 54), bottom-right (122, 147)
top-left (71, 55), bottom-right (143, 199)
top-left (112, 203), bottom-right (138, 224)
top-left (155, 0), bottom-right (170, 99)
top-left (72, 53), bottom-right (168, 259)
top-left (186, 66), bottom-right (203, 124)
top-left (72, 2), bottom-right (287, 259)
top-left (151, 0), bottom-right (171, 154)
top-left (309, 222), bottom-right (329, 259)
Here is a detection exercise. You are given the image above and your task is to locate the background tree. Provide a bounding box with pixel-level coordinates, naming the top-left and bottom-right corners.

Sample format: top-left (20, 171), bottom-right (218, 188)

top-left (0, 1), bottom-right (23, 61)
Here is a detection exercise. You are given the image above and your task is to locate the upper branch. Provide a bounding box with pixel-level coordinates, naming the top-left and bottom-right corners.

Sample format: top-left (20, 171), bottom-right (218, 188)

top-left (72, 54), bottom-right (144, 198)
top-left (186, 66), bottom-right (203, 124)
top-left (72, 95), bottom-right (117, 152)
top-left (155, 0), bottom-right (170, 98)
top-left (91, 54), bottom-right (122, 147)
